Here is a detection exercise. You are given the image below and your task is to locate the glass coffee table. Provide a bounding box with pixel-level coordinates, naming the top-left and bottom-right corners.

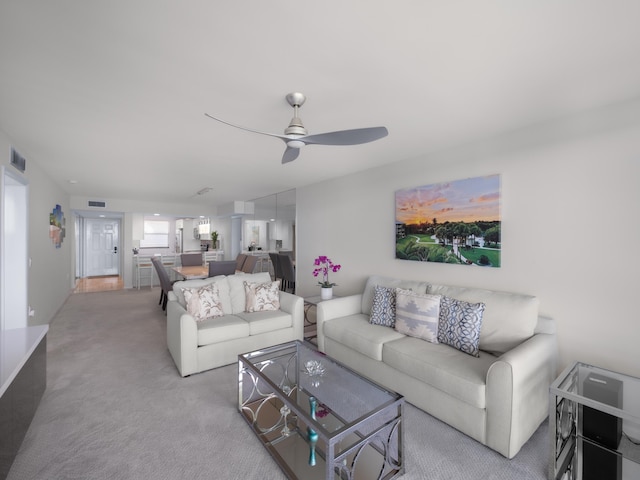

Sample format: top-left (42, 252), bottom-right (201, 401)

top-left (549, 361), bottom-right (640, 480)
top-left (238, 340), bottom-right (404, 480)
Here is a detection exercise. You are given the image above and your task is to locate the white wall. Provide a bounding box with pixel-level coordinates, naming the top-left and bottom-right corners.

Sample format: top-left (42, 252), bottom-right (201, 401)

top-left (296, 99), bottom-right (640, 378)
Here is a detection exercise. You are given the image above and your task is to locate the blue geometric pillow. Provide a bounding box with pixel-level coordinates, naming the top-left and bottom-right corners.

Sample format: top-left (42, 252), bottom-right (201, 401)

top-left (438, 296), bottom-right (486, 357)
top-left (369, 285), bottom-right (397, 327)
top-left (394, 289), bottom-right (441, 343)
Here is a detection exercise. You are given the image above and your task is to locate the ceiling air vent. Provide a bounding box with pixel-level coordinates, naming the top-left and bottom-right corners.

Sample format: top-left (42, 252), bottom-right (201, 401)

top-left (88, 201), bottom-right (106, 208)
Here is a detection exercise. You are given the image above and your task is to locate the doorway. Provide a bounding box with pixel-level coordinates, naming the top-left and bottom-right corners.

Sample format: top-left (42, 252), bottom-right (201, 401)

top-left (85, 218), bottom-right (120, 276)
top-left (75, 214), bottom-right (123, 292)
top-left (1, 167), bottom-right (28, 330)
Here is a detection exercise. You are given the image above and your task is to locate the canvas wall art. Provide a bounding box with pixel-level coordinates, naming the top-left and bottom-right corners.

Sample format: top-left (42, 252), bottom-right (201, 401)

top-left (49, 204), bottom-right (66, 248)
top-left (395, 174), bottom-right (501, 267)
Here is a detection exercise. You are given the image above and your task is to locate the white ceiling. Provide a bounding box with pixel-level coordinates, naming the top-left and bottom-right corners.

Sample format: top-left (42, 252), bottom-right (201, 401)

top-left (1, 2), bottom-right (639, 210)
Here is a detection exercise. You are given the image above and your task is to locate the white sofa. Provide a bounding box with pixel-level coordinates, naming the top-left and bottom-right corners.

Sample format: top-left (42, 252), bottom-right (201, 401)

top-left (316, 275), bottom-right (557, 459)
top-left (167, 272), bottom-right (304, 377)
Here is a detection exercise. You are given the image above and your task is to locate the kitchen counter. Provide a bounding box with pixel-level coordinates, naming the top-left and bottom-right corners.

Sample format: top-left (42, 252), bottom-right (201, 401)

top-left (0, 325), bottom-right (48, 479)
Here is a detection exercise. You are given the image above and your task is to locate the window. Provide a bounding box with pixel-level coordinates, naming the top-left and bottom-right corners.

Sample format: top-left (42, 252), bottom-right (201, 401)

top-left (140, 220), bottom-right (170, 248)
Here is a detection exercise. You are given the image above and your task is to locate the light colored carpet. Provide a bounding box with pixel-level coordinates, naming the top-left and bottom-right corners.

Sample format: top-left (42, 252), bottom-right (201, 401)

top-left (8, 289), bottom-right (549, 480)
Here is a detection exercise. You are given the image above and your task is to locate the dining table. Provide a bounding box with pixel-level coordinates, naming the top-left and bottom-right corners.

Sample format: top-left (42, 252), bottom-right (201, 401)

top-left (171, 265), bottom-right (209, 280)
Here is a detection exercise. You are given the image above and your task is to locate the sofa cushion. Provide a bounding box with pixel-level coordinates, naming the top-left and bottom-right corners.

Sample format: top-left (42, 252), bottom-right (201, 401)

top-left (173, 276), bottom-right (233, 314)
top-left (428, 284), bottom-right (539, 354)
top-left (236, 310), bottom-right (293, 335)
top-left (437, 296), bottom-right (485, 357)
top-left (383, 336), bottom-right (498, 408)
top-left (227, 272), bottom-right (272, 314)
top-left (182, 283), bottom-right (224, 321)
top-left (394, 289), bottom-right (441, 343)
top-left (370, 285), bottom-right (397, 327)
top-left (323, 314), bottom-right (405, 361)
top-left (362, 276), bottom-right (430, 316)
top-left (244, 280), bottom-right (281, 312)
top-left (197, 315), bottom-right (250, 346)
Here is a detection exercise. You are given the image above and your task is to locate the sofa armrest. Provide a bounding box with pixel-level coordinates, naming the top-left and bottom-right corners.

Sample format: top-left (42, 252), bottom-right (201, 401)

top-left (278, 291), bottom-right (304, 340)
top-left (316, 294), bottom-right (363, 352)
top-left (166, 298), bottom-right (199, 377)
top-left (486, 332), bottom-right (558, 458)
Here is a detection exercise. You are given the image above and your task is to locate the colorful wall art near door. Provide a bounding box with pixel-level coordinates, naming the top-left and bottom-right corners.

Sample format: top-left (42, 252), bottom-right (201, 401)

top-left (49, 204), bottom-right (66, 248)
top-left (395, 174), bottom-right (501, 267)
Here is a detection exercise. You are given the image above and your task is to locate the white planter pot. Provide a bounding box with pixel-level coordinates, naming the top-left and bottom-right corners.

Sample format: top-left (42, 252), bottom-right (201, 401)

top-left (320, 287), bottom-right (333, 300)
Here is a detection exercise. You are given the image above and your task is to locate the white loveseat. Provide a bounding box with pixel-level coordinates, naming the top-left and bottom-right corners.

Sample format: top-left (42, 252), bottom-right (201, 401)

top-left (167, 272), bottom-right (303, 377)
top-left (316, 275), bottom-right (557, 459)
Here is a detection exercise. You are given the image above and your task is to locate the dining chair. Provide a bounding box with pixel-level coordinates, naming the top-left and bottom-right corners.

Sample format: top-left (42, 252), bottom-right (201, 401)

top-left (279, 253), bottom-right (296, 293)
top-left (161, 254), bottom-right (178, 281)
top-left (181, 253), bottom-right (202, 266)
top-left (235, 253), bottom-right (248, 272)
top-left (268, 252), bottom-right (282, 284)
top-left (241, 255), bottom-right (259, 273)
top-left (151, 256), bottom-right (175, 311)
top-left (208, 260), bottom-right (237, 277)
top-left (279, 250), bottom-right (294, 261)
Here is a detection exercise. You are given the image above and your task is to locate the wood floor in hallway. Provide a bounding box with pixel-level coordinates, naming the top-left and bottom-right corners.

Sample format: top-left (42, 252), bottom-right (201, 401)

top-left (73, 276), bottom-right (124, 293)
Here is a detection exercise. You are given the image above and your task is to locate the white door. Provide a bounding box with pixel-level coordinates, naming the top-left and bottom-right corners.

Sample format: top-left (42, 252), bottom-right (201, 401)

top-left (85, 219), bottom-right (120, 276)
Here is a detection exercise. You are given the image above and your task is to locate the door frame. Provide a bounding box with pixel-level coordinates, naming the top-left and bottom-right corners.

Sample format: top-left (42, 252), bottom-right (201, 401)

top-left (0, 166), bottom-right (29, 331)
top-left (74, 211), bottom-right (123, 279)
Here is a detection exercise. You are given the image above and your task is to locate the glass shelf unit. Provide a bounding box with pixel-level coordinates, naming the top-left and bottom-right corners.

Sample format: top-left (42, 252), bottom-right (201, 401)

top-left (549, 362), bottom-right (640, 480)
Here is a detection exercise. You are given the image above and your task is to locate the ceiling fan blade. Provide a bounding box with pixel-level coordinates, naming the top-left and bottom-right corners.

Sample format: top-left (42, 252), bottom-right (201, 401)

top-left (282, 146), bottom-right (300, 164)
top-left (301, 126), bottom-right (388, 146)
top-left (204, 113), bottom-right (289, 141)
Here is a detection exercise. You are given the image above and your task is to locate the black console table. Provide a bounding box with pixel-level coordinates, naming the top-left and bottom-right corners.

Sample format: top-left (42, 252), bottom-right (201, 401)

top-left (0, 325), bottom-right (48, 479)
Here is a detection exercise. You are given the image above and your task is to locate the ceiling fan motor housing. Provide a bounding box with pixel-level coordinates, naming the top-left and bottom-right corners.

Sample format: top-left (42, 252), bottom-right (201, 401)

top-left (284, 117), bottom-right (307, 136)
top-left (284, 93), bottom-right (308, 136)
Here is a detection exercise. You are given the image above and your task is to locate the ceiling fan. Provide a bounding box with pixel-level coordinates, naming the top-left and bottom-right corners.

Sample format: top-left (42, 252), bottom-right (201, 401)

top-left (205, 92), bottom-right (388, 164)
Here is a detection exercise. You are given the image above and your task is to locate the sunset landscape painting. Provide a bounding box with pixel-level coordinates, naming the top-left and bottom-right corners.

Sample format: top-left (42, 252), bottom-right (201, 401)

top-left (395, 174), bottom-right (501, 267)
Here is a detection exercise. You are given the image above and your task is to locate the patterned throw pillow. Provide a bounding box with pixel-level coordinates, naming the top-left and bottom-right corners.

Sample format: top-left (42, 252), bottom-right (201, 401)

top-left (394, 289), bottom-right (441, 343)
top-left (182, 283), bottom-right (224, 321)
top-left (437, 296), bottom-right (485, 357)
top-left (244, 281), bottom-right (281, 312)
top-left (370, 285), bottom-right (397, 327)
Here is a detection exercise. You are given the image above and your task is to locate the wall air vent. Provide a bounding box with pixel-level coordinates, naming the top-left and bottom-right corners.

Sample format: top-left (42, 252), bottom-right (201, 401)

top-left (88, 201), bottom-right (106, 208)
top-left (10, 148), bottom-right (26, 172)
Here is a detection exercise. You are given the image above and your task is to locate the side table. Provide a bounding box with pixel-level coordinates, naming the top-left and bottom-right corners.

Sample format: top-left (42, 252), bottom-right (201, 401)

top-left (303, 295), bottom-right (339, 342)
top-left (549, 361), bottom-right (640, 480)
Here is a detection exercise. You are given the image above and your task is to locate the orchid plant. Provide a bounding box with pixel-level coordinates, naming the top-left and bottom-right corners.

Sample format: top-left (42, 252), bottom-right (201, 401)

top-left (312, 255), bottom-right (342, 288)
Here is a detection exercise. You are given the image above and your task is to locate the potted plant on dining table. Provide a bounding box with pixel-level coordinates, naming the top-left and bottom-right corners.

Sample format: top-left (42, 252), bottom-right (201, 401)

top-left (312, 255), bottom-right (341, 300)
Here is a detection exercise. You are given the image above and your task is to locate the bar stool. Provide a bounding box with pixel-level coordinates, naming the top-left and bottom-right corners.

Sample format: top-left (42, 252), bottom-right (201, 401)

top-left (135, 255), bottom-right (154, 289)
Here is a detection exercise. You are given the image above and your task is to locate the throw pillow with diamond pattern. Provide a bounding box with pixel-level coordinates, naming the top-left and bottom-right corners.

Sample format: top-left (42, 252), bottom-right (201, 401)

top-left (370, 285), bottom-right (397, 327)
top-left (438, 295), bottom-right (485, 357)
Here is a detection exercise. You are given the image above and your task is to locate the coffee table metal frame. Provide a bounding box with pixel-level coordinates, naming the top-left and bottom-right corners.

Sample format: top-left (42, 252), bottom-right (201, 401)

top-left (238, 340), bottom-right (405, 480)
